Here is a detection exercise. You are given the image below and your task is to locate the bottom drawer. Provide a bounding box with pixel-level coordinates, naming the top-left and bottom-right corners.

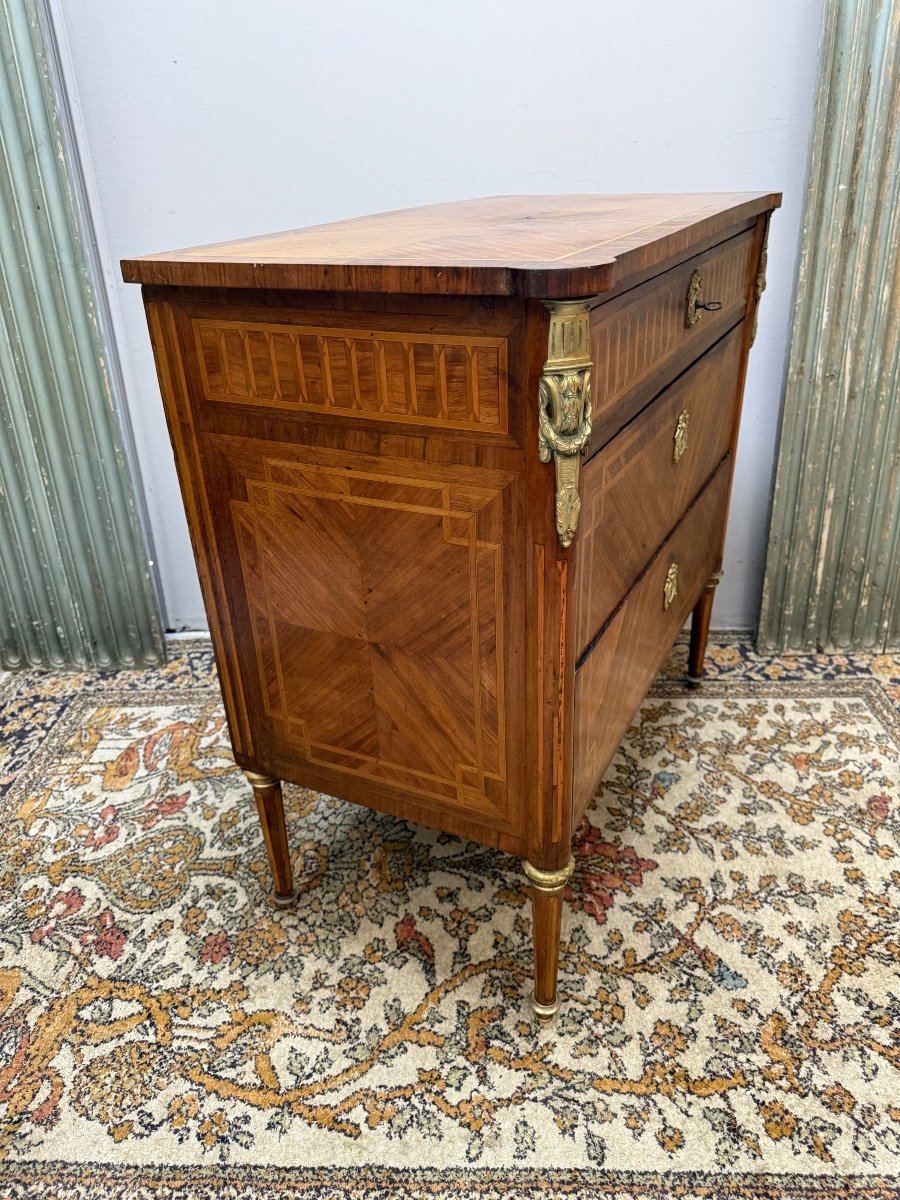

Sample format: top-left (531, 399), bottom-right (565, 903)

top-left (572, 461), bottom-right (730, 817)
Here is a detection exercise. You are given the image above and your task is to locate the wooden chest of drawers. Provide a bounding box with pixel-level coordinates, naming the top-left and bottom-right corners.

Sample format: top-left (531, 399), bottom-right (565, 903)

top-left (123, 192), bottom-right (780, 1019)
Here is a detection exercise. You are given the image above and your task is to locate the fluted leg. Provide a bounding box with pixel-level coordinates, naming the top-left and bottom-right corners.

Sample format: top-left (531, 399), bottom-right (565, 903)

top-left (687, 571), bottom-right (721, 688)
top-left (243, 770), bottom-right (296, 908)
top-left (524, 856), bottom-right (575, 1021)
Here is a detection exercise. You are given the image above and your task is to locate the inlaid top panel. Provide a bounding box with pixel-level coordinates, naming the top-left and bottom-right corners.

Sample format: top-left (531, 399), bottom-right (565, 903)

top-left (122, 193), bottom-right (780, 297)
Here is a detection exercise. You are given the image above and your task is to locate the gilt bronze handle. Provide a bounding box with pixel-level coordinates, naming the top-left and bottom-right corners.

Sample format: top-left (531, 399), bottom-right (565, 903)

top-left (663, 562), bottom-right (679, 610)
top-left (673, 410), bottom-right (690, 463)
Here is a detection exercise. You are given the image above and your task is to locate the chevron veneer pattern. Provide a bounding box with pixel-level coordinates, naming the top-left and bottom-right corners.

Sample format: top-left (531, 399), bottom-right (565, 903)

top-left (194, 318), bottom-right (509, 432)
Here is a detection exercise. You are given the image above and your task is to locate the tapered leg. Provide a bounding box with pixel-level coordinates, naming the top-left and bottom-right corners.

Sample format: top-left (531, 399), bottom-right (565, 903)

top-left (524, 856), bottom-right (575, 1021)
top-left (243, 770), bottom-right (296, 908)
top-left (687, 571), bottom-right (721, 687)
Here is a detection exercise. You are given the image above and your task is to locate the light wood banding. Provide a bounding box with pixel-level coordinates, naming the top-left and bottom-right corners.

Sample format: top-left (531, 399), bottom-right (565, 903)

top-left (122, 193), bottom-right (779, 298)
top-left (225, 445), bottom-right (513, 826)
top-left (194, 317), bottom-right (508, 432)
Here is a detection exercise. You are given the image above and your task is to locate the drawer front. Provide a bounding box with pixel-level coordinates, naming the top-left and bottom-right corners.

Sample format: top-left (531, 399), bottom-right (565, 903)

top-left (574, 326), bottom-right (743, 658)
top-left (588, 229), bottom-right (755, 448)
top-left (572, 462), bottom-right (730, 817)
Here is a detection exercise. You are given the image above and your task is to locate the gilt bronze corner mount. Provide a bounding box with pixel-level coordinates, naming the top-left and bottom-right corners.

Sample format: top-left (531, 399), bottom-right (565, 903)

top-left (538, 300), bottom-right (593, 549)
top-left (751, 222), bottom-right (770, 345)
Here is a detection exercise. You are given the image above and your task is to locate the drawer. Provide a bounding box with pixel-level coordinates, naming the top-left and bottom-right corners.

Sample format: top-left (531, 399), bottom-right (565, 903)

top-left (587, 229), bottom-right (755, 449)
top-left (574, 326), bottom-right (742, 659)
top-left (572, 462), bottom-right (729, 818)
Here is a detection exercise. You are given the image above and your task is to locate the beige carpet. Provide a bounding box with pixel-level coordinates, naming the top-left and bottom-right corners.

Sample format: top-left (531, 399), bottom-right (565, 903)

top-left (1, 636), bottom-right (898, 1198)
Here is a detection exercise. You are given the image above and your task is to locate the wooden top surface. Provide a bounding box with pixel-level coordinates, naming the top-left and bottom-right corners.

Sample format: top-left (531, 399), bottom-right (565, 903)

top-left (122, 192), bottom-right (781, 298)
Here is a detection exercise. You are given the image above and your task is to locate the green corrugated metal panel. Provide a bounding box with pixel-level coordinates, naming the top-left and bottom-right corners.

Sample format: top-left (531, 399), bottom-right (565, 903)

top-left (0, 0), bottom-right (164, 669)
top-left (758, 0), bottom-right (900, 653)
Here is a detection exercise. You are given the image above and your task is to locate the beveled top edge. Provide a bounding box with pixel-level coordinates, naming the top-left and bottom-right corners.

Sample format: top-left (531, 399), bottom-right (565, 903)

top-left (121, 192), bottom-right (782, 296)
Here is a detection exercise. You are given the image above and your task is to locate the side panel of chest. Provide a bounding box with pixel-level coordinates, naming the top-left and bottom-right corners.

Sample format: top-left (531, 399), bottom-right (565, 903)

top-left (144, 292), bottom-right (530, 852)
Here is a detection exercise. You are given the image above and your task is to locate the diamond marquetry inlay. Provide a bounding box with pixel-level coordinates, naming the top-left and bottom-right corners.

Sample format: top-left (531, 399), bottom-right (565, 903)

top-left (231, 453), bottom-right (509, 820)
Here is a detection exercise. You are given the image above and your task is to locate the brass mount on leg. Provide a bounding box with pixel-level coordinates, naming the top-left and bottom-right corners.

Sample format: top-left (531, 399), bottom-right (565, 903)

top-left (243, 768), bottom-right (279, 790)
top-left (524, 855), bottom-right (576, 1021)
top-left (524, 856), bottom-right (576, 892)
top-left (532, 996), bottom-right (562, 1022)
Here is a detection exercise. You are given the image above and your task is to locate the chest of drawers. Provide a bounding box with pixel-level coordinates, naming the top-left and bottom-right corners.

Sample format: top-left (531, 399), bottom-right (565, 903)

top-left (123, 192), bottom-right (780, 1019)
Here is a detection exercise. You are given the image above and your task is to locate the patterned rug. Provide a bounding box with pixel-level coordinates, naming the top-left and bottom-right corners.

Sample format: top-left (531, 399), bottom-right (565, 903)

top-left (1, 635), bottom-right (899, 1199)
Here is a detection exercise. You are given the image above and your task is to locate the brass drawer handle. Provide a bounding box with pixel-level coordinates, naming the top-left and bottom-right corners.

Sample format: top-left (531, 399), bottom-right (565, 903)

top-left (663, 562), bottom-right (678, 610)
top-left (685, 269), bottom-right (723, 328)
top-left (673, 410), bottom-right (689, 462)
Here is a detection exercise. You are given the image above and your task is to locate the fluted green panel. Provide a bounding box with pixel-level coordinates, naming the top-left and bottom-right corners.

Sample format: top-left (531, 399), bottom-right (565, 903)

top-left (759, 0), bottom-right (900, 652)
top-left (0, 0), bottom-right (164, 668)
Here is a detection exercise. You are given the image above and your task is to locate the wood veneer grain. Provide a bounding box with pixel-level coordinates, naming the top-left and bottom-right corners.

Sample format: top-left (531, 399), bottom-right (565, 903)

top-left (575, 327), bottom-right (745, 658)
top-left (127, 194), bottom-right (780, 1014)
top-left (573, 464), bottom-right (731, 818)
top-left (123, 193), bottom-right (780, 297)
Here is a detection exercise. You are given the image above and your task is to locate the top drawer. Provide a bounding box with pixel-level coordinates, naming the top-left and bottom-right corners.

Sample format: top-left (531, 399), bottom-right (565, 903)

top-left (588, 229), bottom-right (756, 449)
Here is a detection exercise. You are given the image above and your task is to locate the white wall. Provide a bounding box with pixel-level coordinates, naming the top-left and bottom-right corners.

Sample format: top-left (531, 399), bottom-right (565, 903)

top-left (52, 0), bottom-right (825, 630)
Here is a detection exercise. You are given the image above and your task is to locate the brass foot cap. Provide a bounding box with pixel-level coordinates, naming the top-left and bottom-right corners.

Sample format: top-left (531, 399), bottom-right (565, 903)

top-left (273, 887), bottom-right (298, 910)
top-left (532, 992), bottom-right (560, 1023)
top-left (524, 855), bottom-right (576, 891)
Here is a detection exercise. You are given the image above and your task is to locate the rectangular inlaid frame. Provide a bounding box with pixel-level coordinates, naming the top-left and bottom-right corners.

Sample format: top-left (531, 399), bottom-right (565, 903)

top-left (154, 288), bottom-right (532, 854)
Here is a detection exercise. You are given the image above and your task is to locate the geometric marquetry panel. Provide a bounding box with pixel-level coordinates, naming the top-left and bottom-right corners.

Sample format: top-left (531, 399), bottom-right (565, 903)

top-left (231, 453), bottom-right (509, 820)
top-left (194, 318), bottom-right (508, 433)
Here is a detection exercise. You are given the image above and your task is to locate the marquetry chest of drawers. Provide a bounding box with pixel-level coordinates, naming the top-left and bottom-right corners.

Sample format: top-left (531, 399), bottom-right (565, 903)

top-left (123, 192), bottom-right (780, 1019)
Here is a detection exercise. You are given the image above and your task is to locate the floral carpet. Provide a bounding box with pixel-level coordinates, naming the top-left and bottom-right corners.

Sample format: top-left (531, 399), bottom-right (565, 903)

top-left (1, 635), bottom-right (899, 1199)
